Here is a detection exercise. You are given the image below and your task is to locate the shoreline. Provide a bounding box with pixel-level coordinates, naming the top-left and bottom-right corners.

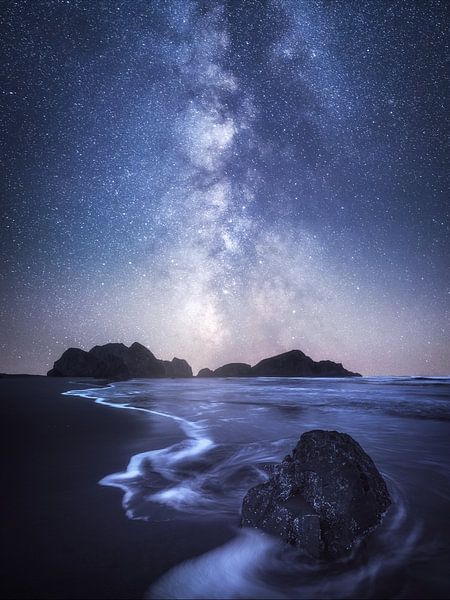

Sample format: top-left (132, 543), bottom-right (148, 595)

top-left (1, 376), bottom-right (212, 599)
top-left (3, 376), bottom-right (449, 599)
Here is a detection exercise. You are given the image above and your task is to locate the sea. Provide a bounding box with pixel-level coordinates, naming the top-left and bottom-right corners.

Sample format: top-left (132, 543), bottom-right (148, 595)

top-left (65, 376), bottom-right (450, 599)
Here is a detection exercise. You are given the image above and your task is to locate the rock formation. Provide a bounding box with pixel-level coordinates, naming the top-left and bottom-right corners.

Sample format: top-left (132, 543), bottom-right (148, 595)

top-left (48, 342), bottom-right (192, 379)
top-left (89, 342), bottom-right (164, 378)
top-left (197, 368), bottom-right (214, 377)
top-left (162, 357), bottom-right (193, 378)
top-left (251, 350), bottom-right (360, 377)
top-left (47, 348), bottom-right (100, 378)
top-left (213, 363), bottom-right (252, 377)
top-left (241, 430), bottom-right (391, 558)
top-left (201, 350), bottom-right (361, 378)
top-left (48, 345), bottom-right (360, 379)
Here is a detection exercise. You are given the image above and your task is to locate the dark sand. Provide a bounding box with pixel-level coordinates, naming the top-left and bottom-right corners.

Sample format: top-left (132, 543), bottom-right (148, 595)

top-left (0, 377), bottom-right (230, 599)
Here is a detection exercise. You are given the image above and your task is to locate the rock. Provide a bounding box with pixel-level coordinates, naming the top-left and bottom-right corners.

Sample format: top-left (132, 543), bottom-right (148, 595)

top-left (162, 357), bottom-right (193, 378)
top-left (48, 345), bottom-right (358, 379)
top-left (197, 368), bottom-right (214, 377)
top-left (241, 430), bottom-right (391, 558)
top-left (47, 348), bottom-right (100, 377)
top-left (196, 350), bottom-right (360, 378)
top-left (251, 350), bottom-right (361, 377)
top-left (47, 342), bottom-right (192, 379)
top-left (87, 343), bottom-right (132, 379)
top-left (89, 342), bottom-right (164, 378)
top-left (314, 360), bottom-right (358, 377)
top-left (213, 363), bottom-right (252, 377)
top-left (129, 342), bottom-right (166, 377)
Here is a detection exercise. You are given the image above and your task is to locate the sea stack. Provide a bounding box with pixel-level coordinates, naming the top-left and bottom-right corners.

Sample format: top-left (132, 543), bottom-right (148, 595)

top-left (199, 350), bottom-right (361, 378)
top-left (47, 342), bottom-right (192, 379)
top-left (251, 350), bottom-right (360, 377)
top-left (162, 357), bottom-right (193, 378)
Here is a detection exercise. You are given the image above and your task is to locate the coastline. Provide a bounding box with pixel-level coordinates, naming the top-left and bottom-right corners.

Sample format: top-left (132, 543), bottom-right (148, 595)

top-left (0, 376), bottom-right (223, 599)
top-left (2, 375), bottom-right (449, 599)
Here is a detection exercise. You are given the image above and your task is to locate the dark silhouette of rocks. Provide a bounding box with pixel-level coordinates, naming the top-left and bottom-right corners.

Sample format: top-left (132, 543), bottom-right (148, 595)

top-left (197, 368), bottom-right (214, 377)
top-left (201, 350), bottom-right (360, 378)
top-left (89, 342), bottom-right (164, 378)
top-left (49, 345), bottom-right (359, 379)
top-left (241, 430), bottom-right (391, 558)
top-left (47, 348), bottom-right (100, 377)
top-left (48, 342), bottom-right (191, 379)
top-left (213, 363), bottom-right (252, 377)
top-left (162, 357), bottom-right (193, 378)
top-left (251, 350), bottom-right (360, 377)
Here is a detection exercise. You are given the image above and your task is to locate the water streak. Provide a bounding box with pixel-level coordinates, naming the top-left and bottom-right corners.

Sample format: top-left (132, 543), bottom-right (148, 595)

top-left (65, 377), bottom-right (450, 598)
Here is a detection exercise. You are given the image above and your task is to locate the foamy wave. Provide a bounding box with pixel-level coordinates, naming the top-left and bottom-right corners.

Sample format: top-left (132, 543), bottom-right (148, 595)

top-left (64, 384), bottom-right (217, 519)
top-left (65, 382), bottom-right (286, 519)
top-left (63, 378), bottom-right (443, 598)
top-left (147, 481), bottom-right (421, 599)
top-left (147, 529), bottom-right (285, 600)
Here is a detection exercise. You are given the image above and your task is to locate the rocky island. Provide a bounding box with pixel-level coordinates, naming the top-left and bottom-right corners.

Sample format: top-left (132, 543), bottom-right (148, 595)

top-left (47, 344), bottom-right (360, 379)
top-left (198, 349), bottom-right (361, 378)
top-left (47, 342), bottom-right (193, 379)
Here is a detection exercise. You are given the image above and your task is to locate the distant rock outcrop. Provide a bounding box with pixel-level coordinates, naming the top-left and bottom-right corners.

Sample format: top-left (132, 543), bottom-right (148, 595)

top-left (48, 345), bottom-right (359, 379)
top-left (213, 363), bottom-right (252, 377)
top-left (251, 350), bottom-right (360, 377)
top-left (47, 348), bottom-right (100, 378)
top-left (200, 350), bottom-right (360, 378)
top-left (162, 357), bottom-right (193, 378)
top-left (47, 342), bottom-right (192, 379)
top-left (241, 430), bottom-right (391, 558)
top-left (197, 368), bottom-right (214, 377)
top-left (90, 342), bottom-right (164, 378)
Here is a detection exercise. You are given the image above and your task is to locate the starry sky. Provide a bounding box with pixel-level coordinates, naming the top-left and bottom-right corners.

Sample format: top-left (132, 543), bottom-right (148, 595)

top-left (1, 0), bottom-right (449, 376)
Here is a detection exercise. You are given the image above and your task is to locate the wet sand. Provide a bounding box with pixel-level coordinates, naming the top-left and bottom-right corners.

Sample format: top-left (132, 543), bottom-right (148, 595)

top-left (0, 377), bottom-right (230, 599)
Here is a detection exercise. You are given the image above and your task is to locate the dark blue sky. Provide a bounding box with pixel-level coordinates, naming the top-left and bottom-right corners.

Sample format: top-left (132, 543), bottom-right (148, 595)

top-left (1, 0), bottom-right (449, 375)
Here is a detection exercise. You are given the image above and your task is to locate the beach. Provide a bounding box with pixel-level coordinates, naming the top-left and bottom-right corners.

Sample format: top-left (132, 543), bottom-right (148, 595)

top-left (0, 377), bottom-right (231, 599)
top-left (2, 375), bottom-right (450, 599)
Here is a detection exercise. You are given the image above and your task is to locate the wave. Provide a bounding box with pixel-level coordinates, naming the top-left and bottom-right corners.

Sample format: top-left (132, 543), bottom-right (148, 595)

top-left (64, 383), bottom-right (281, 519)
top-left (147, 478), bottom-right (422, 599)
top-left (65, 384), bottom-right (219, 519)
top-left (64, 379), bottom-right (449, 599)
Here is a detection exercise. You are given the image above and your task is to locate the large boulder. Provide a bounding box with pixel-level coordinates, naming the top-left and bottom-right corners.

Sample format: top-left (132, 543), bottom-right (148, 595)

top-left (213, 363), bottom-right (252, 377)
top-left (251, 350), bottom-right (360, 377)
top-left (162, 357), bottom-right (193, 378)
top-left (241, 430), bottom-right (391, 558)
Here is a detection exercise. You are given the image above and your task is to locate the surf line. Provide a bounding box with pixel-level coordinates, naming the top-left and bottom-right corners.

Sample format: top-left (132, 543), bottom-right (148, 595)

top-left (64, 384), bottom-right (215, 519)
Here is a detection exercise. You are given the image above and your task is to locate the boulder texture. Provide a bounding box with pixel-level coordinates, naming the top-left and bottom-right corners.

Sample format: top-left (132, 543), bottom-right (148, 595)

top-left (241, 430), bottom-right (391, 558)
top-left (47, 342), bottom-right (192, 379)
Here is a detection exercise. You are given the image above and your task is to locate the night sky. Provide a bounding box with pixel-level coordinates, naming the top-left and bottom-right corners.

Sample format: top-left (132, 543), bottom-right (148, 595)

top-left (1, 0), bottom-right (449, 376)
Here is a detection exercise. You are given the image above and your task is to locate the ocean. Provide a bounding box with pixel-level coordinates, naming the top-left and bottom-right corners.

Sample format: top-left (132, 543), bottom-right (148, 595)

top-left (66, 376), bottom-right (450, 599)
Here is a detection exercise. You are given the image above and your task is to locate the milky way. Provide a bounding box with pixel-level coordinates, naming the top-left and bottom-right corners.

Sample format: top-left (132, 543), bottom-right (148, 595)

top-left (1, 0), bottom-right (449, 375)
